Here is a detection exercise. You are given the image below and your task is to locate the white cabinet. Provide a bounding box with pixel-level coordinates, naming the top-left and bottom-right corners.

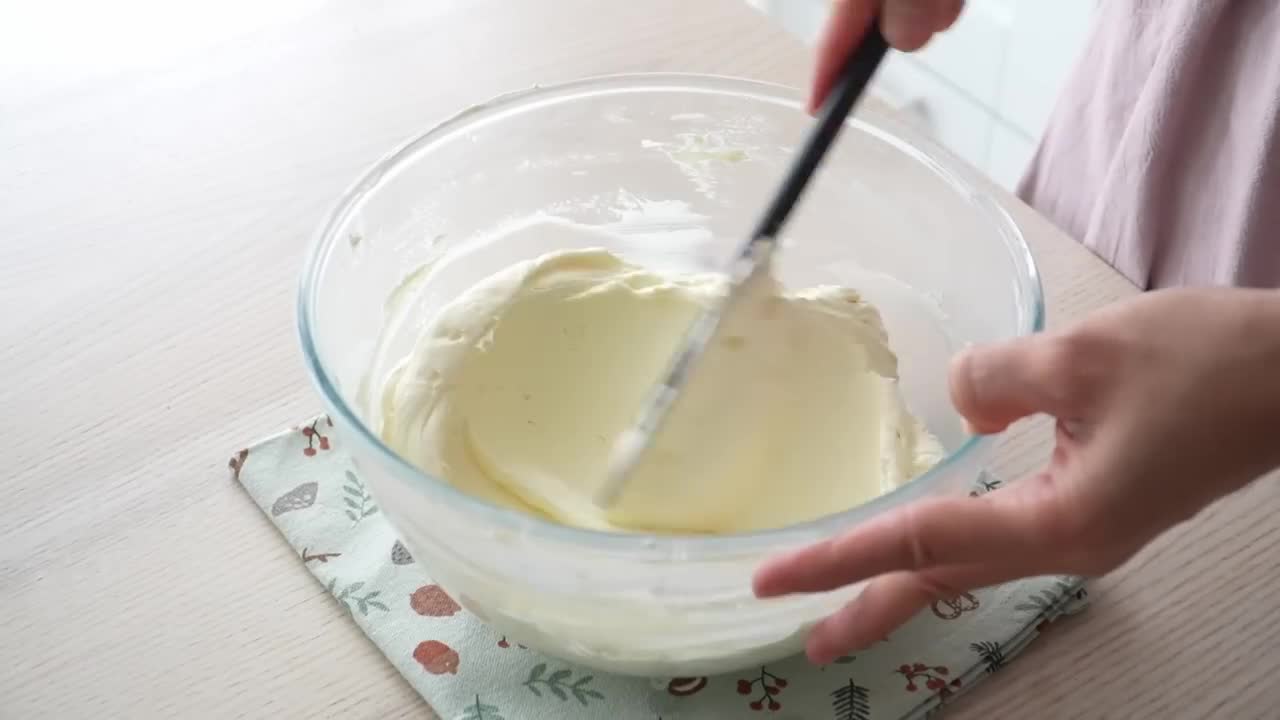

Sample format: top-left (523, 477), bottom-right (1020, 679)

top-left (995, 2), bottom-right (1095, 138)
top-left (911, 0), bottom-right (1011, 109)
top-left (987, 123), bottom-right (1038, 190)
top-left (874, 53), bottom-right (994, 169)
top-left (744, 0), bottom-right (1094, 190)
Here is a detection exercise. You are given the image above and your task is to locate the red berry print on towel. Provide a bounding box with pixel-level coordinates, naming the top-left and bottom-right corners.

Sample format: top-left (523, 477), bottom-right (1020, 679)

top-left (228, 449), bottom-right (249, 482)
top-left (666, 677), bottom-right (708, 696)
top-left (895, 662), bottom-right (961, 698)
top-left (930, 591), bottom-right (980, 620)
top-left (410, 584), bottom-right (461, 617)
top-left (736, 666), bottom-right (787, 711)
top-left (271, 482), bottom-right (318, 516)
top-left (413, 640), bottom-right (460, 675)
top-left (301, 420), bottom-right (331, 457)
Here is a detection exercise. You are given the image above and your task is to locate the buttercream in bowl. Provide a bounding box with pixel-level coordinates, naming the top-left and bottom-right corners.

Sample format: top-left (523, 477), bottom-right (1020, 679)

top-left (377, 245), bottom-right (943, 534)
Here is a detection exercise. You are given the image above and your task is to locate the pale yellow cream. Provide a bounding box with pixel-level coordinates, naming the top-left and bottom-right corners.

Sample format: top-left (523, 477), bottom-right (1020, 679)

top-left (377, 247), bottom-right (942, 534)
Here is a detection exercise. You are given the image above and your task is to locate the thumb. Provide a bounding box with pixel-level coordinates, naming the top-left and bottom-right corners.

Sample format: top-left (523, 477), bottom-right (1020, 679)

top-left (949, 334), bottom-right (1075, 434)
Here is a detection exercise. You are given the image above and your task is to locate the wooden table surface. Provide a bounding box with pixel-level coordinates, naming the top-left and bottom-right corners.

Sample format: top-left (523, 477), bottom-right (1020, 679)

top-left (3, 1), bottom-right (1278, 717)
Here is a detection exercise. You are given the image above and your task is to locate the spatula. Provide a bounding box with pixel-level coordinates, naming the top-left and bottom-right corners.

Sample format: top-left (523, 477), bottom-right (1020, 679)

top-left (594, 27), bottom-right (891, 510)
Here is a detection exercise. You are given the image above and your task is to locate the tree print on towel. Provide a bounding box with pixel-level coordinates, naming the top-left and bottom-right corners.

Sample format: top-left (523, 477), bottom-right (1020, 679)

top-left (830, 679), bottom-right (871, 720)
top-left (895, 662), bottom-right (961, 699)
top-left (521, 663), bottom-right (605, 706)
top-left (1016, 577), bottom-right (1086, 618)
top-left (968, 476), bottom-right (1001, 497)
top-left (458, 695), bottom-right (504, 720)
top-left (326, 578), bottom-right (389, 616)
top-left (736, 666), bottom-right (787, 711)
top-left (342, 470), bottom-right (378, 524)
top-left (969, 641), bottom-right (1005, 674)
top-left (300, 417), bottom-right (332, 457)
top-left (1018, 577), bottom-right (1089, 632)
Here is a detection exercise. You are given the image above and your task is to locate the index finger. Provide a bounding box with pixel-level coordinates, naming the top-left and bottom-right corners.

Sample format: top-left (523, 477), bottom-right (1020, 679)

top-left (809, 0), bottom-right (876, 113)
top-left (753, 479), bottom-right (1063, 597)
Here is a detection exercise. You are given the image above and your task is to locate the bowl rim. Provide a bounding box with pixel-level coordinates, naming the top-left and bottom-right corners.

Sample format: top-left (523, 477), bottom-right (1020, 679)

top-left (297, 71), bottom-right (1045, 557)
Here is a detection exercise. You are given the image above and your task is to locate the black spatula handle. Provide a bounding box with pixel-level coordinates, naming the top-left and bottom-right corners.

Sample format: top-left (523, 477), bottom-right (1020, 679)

top-left (750, 26), bottom-right (890, 242)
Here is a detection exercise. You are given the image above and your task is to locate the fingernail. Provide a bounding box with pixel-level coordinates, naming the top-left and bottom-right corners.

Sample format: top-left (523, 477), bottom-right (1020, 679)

top-left (951, 346), bottom-right (977, 383)
top-left (752, 574), bottom-right (796, 600)
top-left (806, 632), bottom-right (835, 666)
top-left (751, 578), bottom-right (780, 599)
top-left (751, 562), bottom-right (781, 598)
top-left (882, 5), bottom-right (934, 50)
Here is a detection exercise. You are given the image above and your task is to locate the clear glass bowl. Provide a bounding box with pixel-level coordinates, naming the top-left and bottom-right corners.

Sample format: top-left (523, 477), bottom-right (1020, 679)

top-left (298, 74), bottom-right (1042, 677)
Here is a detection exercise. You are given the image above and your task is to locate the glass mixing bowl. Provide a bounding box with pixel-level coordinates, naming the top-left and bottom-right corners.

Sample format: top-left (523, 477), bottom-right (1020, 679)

top-left (298, 74), bottom-right (1042, 677)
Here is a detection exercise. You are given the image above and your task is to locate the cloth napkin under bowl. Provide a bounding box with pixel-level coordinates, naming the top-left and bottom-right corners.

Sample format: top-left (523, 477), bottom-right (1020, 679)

top-left (232, 416), bottom-right (1088, 719)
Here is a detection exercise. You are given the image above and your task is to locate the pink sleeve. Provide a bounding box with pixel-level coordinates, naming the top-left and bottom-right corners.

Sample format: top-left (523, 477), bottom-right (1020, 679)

top-left (1018, 0), bottom-right (1280, 289)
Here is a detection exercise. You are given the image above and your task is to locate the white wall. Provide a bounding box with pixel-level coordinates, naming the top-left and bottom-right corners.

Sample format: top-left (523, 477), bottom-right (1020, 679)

top-left (745, 1), bottom-right (1095, 190)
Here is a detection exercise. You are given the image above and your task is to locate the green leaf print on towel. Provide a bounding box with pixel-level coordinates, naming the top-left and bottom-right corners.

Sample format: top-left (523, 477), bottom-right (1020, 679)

top-left (458, 695), bottom-right (504, 720)
top-left (326, 578), bottom-right (390, 616)
top-left (342, 470), bottom-right (378, 524)
top-left (521, 663), bottom-right (605, 706)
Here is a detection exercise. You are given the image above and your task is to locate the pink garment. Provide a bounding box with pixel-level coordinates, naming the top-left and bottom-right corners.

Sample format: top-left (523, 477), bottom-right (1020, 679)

top-left (1018, 0), bottom-right (1280, 289)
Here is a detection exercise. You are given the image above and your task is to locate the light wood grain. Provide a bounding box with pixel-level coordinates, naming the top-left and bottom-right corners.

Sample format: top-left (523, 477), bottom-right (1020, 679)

top-left (2, 1), bottom-right (1276, 718)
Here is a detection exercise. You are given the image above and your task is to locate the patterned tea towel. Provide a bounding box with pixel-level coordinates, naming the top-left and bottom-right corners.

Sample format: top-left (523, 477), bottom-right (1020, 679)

top-left (232, 416), bottom-right (1089, 720)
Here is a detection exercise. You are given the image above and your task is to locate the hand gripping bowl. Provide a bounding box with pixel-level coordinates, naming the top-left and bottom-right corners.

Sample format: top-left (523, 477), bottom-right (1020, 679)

top-left (298, 74), bottom-right (1043, 677)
